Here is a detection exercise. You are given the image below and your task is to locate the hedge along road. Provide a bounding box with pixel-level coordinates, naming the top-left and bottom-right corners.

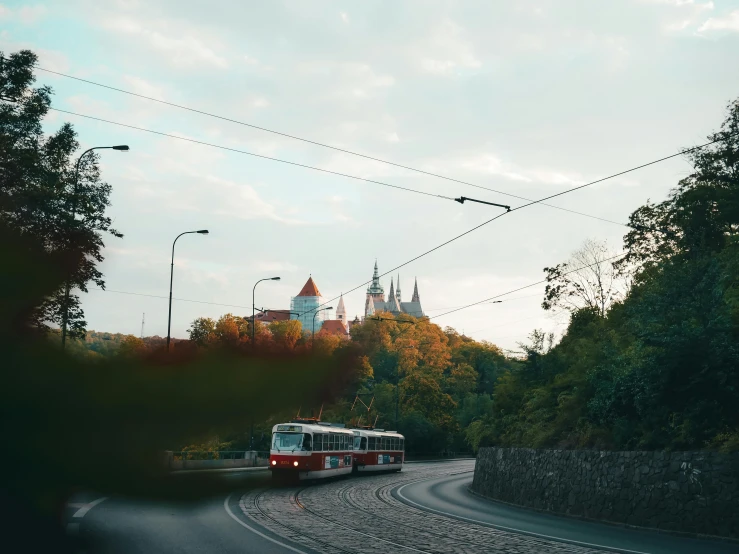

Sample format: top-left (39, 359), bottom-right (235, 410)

top-left (67, 461), bottom-right (737, 553)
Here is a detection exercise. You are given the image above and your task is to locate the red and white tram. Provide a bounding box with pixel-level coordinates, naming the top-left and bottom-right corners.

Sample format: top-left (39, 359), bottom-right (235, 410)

top-left (352, 428), bottom-right (404, 473)
top-left (270, 421), bottom-right (355, 481)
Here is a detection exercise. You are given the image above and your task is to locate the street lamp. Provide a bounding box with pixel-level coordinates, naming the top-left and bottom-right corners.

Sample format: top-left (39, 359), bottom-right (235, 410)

top-left (252, 277), bottom-right (281, 347)
top-left (61, 145), bottom-right (130, 349)
top-left (167, 229), bottom-right (209, 351)
top-left (312, 307), bottom-right (333, 345)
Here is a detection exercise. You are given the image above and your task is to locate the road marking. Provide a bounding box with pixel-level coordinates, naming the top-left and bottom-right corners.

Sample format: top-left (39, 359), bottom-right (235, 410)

top-left (223, 493), bottom-right (308, 554)
top-left (73, 496), bottom-right (108, 518)
top-left (396, 481), bottom-right (652, 554)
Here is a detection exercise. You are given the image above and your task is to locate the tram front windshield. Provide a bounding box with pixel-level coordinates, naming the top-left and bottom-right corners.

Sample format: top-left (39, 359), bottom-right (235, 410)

top-left (272, 432), bottom-right (311, 451)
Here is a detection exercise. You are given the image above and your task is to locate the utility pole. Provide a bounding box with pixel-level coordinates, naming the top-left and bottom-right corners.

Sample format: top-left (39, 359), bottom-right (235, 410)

top-left (140, 313), bottom-right (145, 339)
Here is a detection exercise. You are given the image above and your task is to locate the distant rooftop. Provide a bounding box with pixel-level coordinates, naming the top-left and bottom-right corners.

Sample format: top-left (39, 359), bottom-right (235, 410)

top-left (297, 276), bottom-right (322, 297)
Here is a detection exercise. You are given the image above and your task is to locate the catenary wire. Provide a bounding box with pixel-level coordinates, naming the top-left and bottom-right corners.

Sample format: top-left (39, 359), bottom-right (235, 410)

top-left (47, 107), bottom-right (458, 203)
top-left (428, 252), bottom-right (627, 321)
top-left (38, 65), bottom-right (627, 227)
top-left (297, 130), bottom-right (734, 320)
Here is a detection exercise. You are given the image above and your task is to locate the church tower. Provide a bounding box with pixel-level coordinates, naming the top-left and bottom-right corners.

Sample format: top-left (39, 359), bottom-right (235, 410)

top-left (365, 260), bottom-right (385, 317)
top-left (336, 294), bottom-right (347, 328)
top-left (412, 277), bottom-right (420, 303)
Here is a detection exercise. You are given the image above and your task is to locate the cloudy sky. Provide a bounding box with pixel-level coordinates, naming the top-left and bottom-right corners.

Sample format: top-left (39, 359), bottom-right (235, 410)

top-left (2, 0), bottom-right (739, 351)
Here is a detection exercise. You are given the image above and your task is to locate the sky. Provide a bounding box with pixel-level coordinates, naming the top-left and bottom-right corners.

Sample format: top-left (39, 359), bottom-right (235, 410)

top-left (2, 0), bottom-right (739, 351)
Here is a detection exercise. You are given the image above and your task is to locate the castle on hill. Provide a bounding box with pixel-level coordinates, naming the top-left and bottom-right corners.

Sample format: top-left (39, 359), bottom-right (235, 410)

top-left (364, 261), bottom-right (424, 319)
top-left (252, 261), bottom-right (424, 337)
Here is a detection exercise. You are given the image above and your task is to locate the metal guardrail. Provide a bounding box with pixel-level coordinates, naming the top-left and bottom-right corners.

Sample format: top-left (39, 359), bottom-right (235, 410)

top-left (172, 450), bottom-right (270, 461)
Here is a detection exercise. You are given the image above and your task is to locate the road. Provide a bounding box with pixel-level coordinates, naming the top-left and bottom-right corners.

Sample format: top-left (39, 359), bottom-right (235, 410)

top-left (69, 460), bottom-right (738, 553)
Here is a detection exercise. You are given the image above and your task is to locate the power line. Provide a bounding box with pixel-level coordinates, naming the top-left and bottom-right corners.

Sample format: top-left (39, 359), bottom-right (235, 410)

top-left (38, 65), bottom-right (627, 227)
top-left (296, 131), bottom-right (732, 321)
top-left (89, 287), bottom-right (254, 310)
top-left (47, 107), bottom-right (459, 204)
top-left (423, 292), bottom-right (543, 313)
top-left (428, 252), bottom-right (626, 320)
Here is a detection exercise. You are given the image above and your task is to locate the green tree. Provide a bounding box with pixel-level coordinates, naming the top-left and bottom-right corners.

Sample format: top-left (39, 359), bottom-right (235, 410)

top-left (269, 319), bottom-right (302, 349)
top-left (1, 50), bottom-right (122, 339)
top-left (188, 317), bottom-right (216, 346)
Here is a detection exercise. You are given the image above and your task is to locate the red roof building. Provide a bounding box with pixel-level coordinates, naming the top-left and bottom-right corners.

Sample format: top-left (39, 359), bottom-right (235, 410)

top-left (247, 309), bottom-right (292, 326)
top-left (319, 319), bottom-right (350, 338)
top-left (296, 276), bottom-right (322, 297)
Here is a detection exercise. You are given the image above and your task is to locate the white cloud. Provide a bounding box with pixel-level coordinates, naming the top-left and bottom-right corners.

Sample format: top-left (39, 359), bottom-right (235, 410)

top-left (698, 9), bottom-right (739, 32)
top-left (122, 75), bottom-right (165, 100)
top-left (340, 12), bottom-right (349, 23)
top-left (203, 175), bottom-right (305, 225)
top-left (256, 261), bottom-right (298, 272)
top-left (417, 19), bottom-right (481, 75)
top-left (103, 16), bottom-right (228, 68)
top-left (18, 5), bottom-right (46, 23)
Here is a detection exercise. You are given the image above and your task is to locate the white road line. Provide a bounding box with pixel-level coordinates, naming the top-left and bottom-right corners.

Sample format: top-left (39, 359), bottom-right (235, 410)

top-left (73, 496), bottom-right (108, 518)
top-left (396, 481), bottom-right (652, 554)
top-left (223, 493), bottom-right (308, 554)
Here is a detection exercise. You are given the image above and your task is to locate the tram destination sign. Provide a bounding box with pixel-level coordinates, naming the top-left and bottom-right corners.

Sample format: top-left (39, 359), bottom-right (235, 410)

top-left (276, 425), bottom-right (302, 432)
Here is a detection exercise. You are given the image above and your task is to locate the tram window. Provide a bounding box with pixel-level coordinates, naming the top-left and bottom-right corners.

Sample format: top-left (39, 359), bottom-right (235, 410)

top-left (303, 434), bottom-right (312, 451)
top-left (329, 434), bottom-right (335, 451)
top-left (390, 438), bottom-right (395, 450)
top-left (383, 437), bottom-right (388, 450)
top-left (353, 436), bottom-right (361, 450)
top-left (370, 437), bottom-right (376, 450)
top-left (314, 434), bottom-right (321, 451)
top-left (400, 439), bottom-right (404, 451)
top-left (360, 437), bottom-right (367, 450)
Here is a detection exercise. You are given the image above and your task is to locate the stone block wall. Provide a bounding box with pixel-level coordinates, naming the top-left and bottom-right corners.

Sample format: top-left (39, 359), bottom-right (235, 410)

top-left (471, 447), bottom-right (739, 539)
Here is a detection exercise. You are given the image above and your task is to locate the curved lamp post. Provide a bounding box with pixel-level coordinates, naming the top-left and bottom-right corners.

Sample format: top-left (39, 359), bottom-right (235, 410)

top-left (252, 277), bottom-right (281, 347)
top-left (312, 307), bottom-right (333, 346)
top-left (167, 229), bottom-right (209, 351)
top-left (61, 145), bottom-right (129, 349)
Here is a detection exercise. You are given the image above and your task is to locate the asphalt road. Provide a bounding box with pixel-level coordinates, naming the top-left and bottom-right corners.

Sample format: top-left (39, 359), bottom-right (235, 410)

top-left (67, 462), bottom-right (738, 553)
top-left (397, 472), bottom-right (739, 554)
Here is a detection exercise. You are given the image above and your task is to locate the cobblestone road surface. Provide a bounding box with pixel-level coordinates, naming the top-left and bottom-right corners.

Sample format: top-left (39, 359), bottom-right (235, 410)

top-left (240, 461), bottom-right (613, 553)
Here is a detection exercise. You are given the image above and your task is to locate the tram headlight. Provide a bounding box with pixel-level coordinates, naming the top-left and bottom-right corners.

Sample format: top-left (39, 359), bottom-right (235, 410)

top-left (271, 460), bottom-right (277, 466)
top-left (293, 461), bottom-right (299, 467)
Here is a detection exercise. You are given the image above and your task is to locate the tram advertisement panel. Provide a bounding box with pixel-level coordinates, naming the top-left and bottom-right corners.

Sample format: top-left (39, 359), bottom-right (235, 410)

top-left (325, 456), bottom-right (340, 469)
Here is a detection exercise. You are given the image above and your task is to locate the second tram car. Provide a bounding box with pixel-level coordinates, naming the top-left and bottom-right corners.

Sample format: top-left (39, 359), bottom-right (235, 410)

top-left (270, 421), bottom-right (355, 481)
top-left (352, 428), bottom-right (404, 472)
top-left (269, 420), bottom-right (405, 481)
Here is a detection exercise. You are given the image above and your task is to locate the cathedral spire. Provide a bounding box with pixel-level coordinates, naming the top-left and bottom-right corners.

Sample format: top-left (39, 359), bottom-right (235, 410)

top-left (388, 277), bottom-right (395, 302)
top-left (412, 277), bottom-right (420, 303)
top-left (367, 259), bottom-right (384, 295)
top-left (396, 274), bottom-right (401, 302)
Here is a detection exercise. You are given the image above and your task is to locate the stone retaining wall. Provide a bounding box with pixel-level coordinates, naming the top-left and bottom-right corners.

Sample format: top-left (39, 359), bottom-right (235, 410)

top-left (471, 447), bottom-right (739, 539)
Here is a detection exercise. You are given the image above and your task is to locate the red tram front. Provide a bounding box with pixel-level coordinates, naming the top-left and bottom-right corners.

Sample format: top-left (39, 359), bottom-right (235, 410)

top-left (269, 421), bottom-right (355, 481)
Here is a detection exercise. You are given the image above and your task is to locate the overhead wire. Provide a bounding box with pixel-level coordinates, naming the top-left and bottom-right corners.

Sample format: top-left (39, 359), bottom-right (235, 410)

top-left (47, 107), bottom-right (457, 203)
top-left (43, 73), bottom-right (737, 330)
top-left (38, 65), bottom-right (627, 227)
top-left (428, 252), bottom-right (627, 321)
top-left (295, 132), bottom-right (731, 320)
